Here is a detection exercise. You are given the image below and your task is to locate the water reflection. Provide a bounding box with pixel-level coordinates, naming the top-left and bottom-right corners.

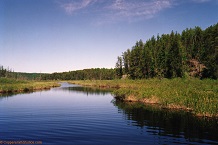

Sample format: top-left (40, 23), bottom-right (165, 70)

top-left (0, 91), bottom-right (34, 99)
top-left (0, 83), bottom-right (111, 99)
top-left (58, 84), bottom-right (112, 96)
top-left (113, 101), bottom-right (218, 144)
top-left (0, 94), bottom-right (14, 102)
top-left (0, 89), bottom-right (52, 100)
top-left (1, 83), bottom-right (218, 144)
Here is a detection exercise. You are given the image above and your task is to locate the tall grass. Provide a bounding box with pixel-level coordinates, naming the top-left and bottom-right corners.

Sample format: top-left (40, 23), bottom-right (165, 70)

top-left (69, 78), bottom-right (218, 117)
top-left (0, 78), bottom-right (60, 93)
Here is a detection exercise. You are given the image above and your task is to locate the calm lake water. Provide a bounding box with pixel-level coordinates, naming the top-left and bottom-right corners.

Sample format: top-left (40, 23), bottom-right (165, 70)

top-left (0, 83), bottom-right (218, 145)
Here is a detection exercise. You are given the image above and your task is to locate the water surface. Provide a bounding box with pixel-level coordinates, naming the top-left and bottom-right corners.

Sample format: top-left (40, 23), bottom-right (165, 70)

top-left (0, 83), bottom-right (217, 145)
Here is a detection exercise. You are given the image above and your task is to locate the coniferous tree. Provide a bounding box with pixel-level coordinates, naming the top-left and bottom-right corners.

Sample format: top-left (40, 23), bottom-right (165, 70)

top-left (117, 23), bottom-right (218, 80)
top-left (201, 23), bottom-right (218, 79)
top-left (115, 56), bottom-right (123, 78)
top-left (122, 49), bottom-right (131, 75)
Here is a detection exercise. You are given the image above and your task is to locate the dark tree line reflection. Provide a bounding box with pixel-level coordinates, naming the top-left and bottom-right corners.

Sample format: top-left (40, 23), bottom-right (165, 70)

top-left (113, 101), bottom-right (218, 144)
top-left (60, 86), bottom-right (112, 96)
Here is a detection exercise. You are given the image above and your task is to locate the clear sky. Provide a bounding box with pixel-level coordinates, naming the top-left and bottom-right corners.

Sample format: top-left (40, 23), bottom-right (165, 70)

top-left (1, 0), bottom-right (218, 73)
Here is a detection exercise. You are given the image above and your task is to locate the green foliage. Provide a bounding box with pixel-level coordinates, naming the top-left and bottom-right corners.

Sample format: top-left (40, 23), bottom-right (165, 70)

top-left (15, 72), bottom-right (42, 80)
top-left (116, 23), bottom-right (218, 79)
top-left (41, 68), bottom-right (116, 80)
top-left (201, 23), bottom-right (218, 79)
top-left (115, 56), bottom-right (123, 78)
top-left (0, 65), bottom-right (42, 80)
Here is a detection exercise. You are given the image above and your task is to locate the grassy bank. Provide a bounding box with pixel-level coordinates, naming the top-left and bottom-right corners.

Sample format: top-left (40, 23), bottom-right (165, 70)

top-left (0, 78), bottom-right (60, 93)
top-left (69, 78), bottom-right (218, 117)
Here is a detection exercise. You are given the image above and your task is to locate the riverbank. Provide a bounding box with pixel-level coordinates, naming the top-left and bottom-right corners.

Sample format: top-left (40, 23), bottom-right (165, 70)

top-left (0, 78), bottom-right (60, 93)
top-left (69, 78), bottom-right (218, 118)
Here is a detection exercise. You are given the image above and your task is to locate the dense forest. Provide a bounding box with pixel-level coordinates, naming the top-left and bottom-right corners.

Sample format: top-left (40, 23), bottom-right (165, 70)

top-left (115, 23), bottom-right (218, 79)
top-left (41, 68), bottom-right (116, 80)
top-left (0, 65), bottom-right (116, 80)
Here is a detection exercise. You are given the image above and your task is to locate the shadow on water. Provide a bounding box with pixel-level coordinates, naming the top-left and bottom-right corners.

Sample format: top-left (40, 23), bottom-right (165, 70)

top-left (113, 100), bottom-right (218, 144)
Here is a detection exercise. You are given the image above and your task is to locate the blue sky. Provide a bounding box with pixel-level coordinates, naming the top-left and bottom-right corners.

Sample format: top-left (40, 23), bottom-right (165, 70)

top-left (0, 0), bottom-right (218, 73)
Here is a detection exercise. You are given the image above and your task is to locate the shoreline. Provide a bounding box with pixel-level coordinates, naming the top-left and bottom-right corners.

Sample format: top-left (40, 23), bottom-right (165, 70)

top-left (113, 92), bottom-right (218, 118)
top-left (0, 85), bottom-right (58, 94)
top-left (69, 79), bottom-right (218, 118)
top-left (0, 78), bottom-right (60, 94)
top-left (114, 94), bottom-right (217, 118)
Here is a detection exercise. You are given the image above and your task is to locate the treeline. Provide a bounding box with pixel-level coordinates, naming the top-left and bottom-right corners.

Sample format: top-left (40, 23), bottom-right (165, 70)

top-left (17, 72), bottom-right (42, 80)
top-left (41, 68), bottom-right (116, 80)
top-left (0, 65), bottom-right (116, 81)
top-left (0, 65), bottom-right (42, 80)
top-left (116, 23), bottom-right (218, 79)
top-left (0, 65), bottom-right (15, 78)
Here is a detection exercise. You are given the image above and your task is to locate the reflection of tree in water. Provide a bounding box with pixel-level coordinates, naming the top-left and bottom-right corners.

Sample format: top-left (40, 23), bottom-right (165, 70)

top-left (0, 94), bottom-right (13, 101)
top-left (113, 101), bottom-right (218, 143)
top-left (0, 92), bottom-right (34, 100)
top-left (61, 86), bottom-right (112, 96)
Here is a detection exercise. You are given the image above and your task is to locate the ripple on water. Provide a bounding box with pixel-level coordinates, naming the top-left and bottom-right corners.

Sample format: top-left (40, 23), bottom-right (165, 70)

top-left (0, 84), bottom-right (217, 145)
